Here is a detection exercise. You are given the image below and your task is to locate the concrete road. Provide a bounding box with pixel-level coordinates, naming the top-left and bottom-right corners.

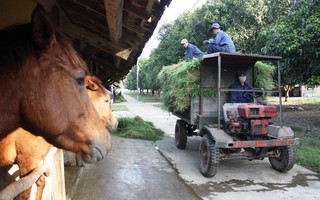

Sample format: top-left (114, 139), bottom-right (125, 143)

top-left (74, 92), bottom-right (320, 200)
top-left (156, 137), bottom-right (320, 200)
top-left (73, 137), bottom-right (200, 200)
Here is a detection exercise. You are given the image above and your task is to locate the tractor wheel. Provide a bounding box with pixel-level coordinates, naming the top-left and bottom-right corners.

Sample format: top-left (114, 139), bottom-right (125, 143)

top-left (175, 120), bottom-right (188, 149)
top-left (269, 146), bottom-right (295, 172)
top-left (199, 133), bottom-right (220, 177)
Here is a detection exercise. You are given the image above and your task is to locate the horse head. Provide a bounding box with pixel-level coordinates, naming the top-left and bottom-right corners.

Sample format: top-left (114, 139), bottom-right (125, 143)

top-left (85, 75), bottom-right (118, 131)
top-left (0, 6), bottom-right (110, 163)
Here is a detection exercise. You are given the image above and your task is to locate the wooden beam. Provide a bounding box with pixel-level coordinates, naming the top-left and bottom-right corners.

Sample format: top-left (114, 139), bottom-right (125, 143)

top-left (104, 0), bottom-right (125, 69)
top-left (104, 0), bottom-right (124, 43)
top-left (58, 10), bottom-right (132, 60)
top-left (123, 19), bottom-right (146, 36)
top-left (90, 57), bottom-right (125, 82)
top-left (124, 3), bottom-right (151, 20)
top-left (79, 45), bottom-right (100, 60)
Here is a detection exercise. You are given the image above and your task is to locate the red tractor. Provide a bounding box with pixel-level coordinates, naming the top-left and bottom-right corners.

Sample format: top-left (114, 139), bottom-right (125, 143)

top-left (174, 53), bottom-right (299, 177)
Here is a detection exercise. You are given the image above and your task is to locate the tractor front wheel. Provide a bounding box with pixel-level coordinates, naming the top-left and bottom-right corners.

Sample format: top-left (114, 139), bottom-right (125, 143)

top-left (269, 146), bottom-right (295, 172)
top-left (199, 133), bottom-right (220, 177)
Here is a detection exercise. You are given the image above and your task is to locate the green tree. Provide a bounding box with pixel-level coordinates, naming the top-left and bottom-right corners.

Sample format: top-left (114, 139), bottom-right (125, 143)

top-left (125, 65), bottom-right (137, 90)
top-left (255, 0), bottom-right (320, 91)
top-left (135, 0), bottom-right (318, 100)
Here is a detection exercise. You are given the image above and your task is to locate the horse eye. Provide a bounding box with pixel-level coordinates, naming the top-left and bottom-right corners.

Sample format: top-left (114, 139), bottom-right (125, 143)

top-left (76, 78), bottom-right (85, 86)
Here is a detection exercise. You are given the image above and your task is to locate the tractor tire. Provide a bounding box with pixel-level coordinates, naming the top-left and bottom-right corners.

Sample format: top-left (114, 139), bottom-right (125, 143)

top-left (199, 133), bottom-right (220, 177)
top-left (269, 146), bottom-right (295, 172)
top-left (175, 120), bottom-right (188, 149)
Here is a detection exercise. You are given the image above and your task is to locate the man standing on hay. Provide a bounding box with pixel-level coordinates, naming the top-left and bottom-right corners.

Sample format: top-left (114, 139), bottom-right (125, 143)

top-left (181, 39), bottom-right (204, 62)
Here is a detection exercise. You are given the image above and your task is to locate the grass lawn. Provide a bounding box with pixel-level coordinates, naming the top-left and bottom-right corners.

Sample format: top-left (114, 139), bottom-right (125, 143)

top-left (126, 92), bottom-right (163, 103)
top-left (111, 104), bottom-right (129, 111)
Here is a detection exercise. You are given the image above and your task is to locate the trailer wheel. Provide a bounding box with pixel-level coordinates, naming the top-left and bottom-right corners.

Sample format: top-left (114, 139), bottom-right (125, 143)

top-left (269, 146), bottom-right (295, 172)
top-left (199, 133), bottom-right (220, 177)
top-left (175, 120), bottom-right (188, 149)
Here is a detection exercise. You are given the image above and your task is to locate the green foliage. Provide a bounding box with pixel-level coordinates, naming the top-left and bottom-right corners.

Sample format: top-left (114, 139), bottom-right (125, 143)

top-left (125, 65), bottom-right (137, 90)
top-left (254, 61), bottom-right (275, 93)
top-left (307, 75), bottom-right (320, 88)
top-left (112, 116), bottom-right (164, 141)
top-left (255, 0), bottom-right (320, 85)
top-left (158, 59), bottom-right (217, 113)
top-left (128, 0), bottom-right (318, 98)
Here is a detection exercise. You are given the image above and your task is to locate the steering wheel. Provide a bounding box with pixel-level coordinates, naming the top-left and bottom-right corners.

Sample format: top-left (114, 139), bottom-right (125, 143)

top-left (242, 88), bottom-right (263, 102)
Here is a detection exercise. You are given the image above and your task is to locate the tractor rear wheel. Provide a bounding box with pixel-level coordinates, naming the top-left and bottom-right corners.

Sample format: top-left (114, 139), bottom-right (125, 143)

top-left (269, 146), bottom-right (295, 172)
top-left (199, 133), bottom-right (220, 177)
top-left (175, 120), bottom-right (188, 149)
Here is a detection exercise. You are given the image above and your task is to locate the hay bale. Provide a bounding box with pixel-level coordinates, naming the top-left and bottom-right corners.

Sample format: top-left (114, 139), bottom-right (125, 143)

top-left (158, 59), bottom-right (216, 113)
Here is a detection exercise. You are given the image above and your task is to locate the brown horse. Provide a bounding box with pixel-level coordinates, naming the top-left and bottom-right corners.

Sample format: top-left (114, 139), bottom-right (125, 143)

top-left (0, 75), bottom-right (118, 200)
top-left (0, 6), bottom-right (110, 163)
top-left (85, 76), bottom-right (118, 132)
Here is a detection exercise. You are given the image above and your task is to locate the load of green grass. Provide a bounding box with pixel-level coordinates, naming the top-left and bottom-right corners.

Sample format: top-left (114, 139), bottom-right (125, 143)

top-left (254, 61), bottom-right (275, 97)
top-left (158, 59), bottom-right (216, 113)
top-left (112, 116), bottom-right (164, 141)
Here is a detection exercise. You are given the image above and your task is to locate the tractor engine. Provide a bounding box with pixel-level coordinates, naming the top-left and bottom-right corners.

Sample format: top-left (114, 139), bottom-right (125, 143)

top-left (228, 104), bottom-right (278, 137)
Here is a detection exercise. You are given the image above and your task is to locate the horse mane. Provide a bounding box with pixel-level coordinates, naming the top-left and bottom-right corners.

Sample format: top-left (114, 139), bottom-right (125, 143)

top-left (54, 30), bottom-right (89, 74)
top-left (0, 21), bottom-right (89, 74)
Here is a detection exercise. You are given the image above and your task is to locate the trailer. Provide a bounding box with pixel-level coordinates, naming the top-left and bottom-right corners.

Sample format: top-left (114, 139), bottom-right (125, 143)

top-left (173, 53), bottom-right (299, 177)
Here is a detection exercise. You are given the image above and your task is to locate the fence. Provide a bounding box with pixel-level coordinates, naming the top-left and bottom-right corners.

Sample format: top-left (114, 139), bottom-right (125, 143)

top-left (0, 147), bottom-right (66, 200)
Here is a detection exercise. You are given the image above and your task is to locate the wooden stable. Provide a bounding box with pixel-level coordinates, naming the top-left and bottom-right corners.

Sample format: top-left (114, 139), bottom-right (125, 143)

top-left (0, 0), bottom-right (171, 199)
top-left (0, 0), bottom-right (172, 86)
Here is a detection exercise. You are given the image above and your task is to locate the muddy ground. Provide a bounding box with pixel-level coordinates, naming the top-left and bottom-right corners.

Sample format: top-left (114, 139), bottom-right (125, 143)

top-left (268, 100), bottom-right (320, 134)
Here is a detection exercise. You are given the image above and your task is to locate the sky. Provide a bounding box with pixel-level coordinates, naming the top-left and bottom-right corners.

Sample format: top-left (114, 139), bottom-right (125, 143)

top-left (139, 0), bottom-right (207, 59)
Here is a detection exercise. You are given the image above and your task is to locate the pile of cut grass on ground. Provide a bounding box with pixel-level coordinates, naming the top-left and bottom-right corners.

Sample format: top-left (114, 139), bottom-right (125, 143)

top-left (112, 116), bottom-right (164, 141)
top-left (114, 94), bottom-right (126, 103)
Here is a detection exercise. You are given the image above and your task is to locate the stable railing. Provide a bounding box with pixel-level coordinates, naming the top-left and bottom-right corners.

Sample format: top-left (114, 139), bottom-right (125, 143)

top-left (0, 147), bottom-right (66, 200)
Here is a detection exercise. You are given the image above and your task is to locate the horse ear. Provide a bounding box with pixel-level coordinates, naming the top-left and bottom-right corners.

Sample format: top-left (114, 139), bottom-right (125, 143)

top-left (31, 5), bottom-right (55, 49)
top-left (86, 77), bottom-right (99, 91)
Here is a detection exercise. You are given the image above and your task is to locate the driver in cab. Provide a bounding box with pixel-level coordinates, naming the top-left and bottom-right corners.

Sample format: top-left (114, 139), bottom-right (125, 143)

top-left (229, 72), bottom-right (253, 103)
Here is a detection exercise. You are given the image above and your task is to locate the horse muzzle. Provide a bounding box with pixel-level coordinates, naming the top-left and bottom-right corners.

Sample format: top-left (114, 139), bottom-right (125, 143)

top-left (82, 133), bottom-right (111, 163)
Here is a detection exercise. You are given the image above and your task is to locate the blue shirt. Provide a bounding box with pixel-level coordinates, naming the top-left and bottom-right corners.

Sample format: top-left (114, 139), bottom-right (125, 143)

top-left (230, 81), bottom-right (253, 103)
top-left (211, 30), bottom-right (236, 53)
top-left (186, 43), bottom-right (204, 62)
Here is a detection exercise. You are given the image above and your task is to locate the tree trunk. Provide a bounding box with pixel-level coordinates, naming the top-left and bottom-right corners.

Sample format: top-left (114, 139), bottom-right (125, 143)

top-left (283, 85), bottom-right (292, 102)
